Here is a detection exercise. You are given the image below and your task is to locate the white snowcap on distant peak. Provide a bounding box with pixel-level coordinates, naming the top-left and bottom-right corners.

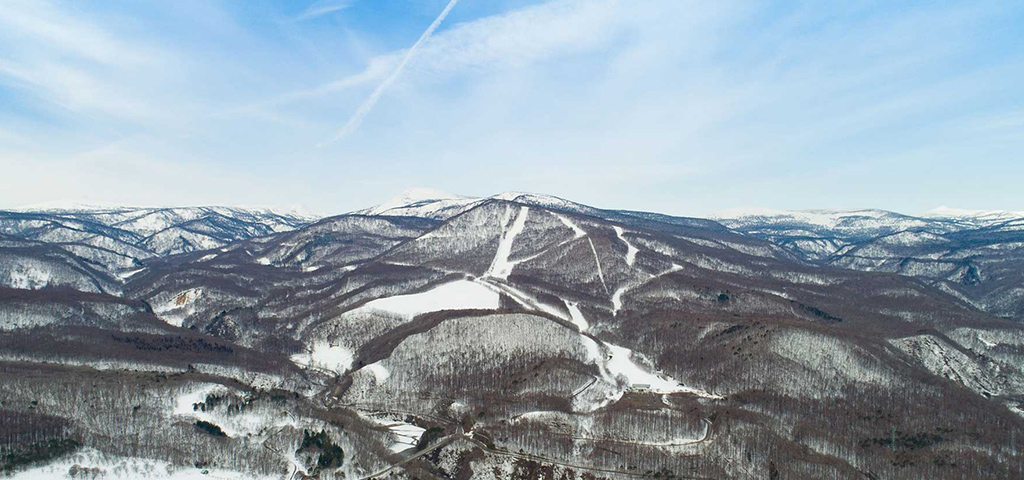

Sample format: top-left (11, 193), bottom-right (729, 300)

top-left (924, 206), bottom-right (1024, 219)
top-left (366, 187), bottom-right (472, 215)
top-left (12, 199), bottom-right (135, 212)
top-left (712, 207), bottom-right (889, 219)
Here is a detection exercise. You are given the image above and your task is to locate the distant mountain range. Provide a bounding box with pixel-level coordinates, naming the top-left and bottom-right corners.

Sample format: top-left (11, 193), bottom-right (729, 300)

top-left (1, 190), bottom-right (1023, 479)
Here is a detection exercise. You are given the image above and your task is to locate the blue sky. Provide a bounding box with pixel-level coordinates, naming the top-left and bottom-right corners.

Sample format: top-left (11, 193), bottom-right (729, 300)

top-left (1, 0), bottom-right (1022, 216)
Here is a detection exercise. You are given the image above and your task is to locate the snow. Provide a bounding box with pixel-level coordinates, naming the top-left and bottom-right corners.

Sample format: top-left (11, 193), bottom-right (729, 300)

top-left (611, 287), bottom-right (626, 315)
top-left (9, 267), bottom-right (51, 290)
top-left (574, 333), bottom-right (722, 413)
top-left (604, 344), bottom-right (723, 399)
top-left (13, 200), bottom-right (130, 211)
top-left (605, 344), bottom-right (676, 393)
top-left (152, 288), bottom-right (203, 327)
top-left (564, 300), bottom-right (589, 331)
top-left (364, 362), bottom-right (391, 383)
top-left (613, 226), bottom-right (638, 266)
top-left (363, 187), bottom-right (476, 217)
top-left (716, 207), bottom-right (895, 227)
top-left (369, 187), bottom-right (465, 213)
top-left (925, 206), bottom-right (1024, 220)
top-left (116, 268), bottom-right (146, 279)
top-left (387, 423), bottom-right (426, 452)
top-left (363, 414), bottom-right (426, 453)
top-left (555, 214), bottom-right (586, 238)
top-left (173, 384), bottom-right (229, 417)
top-left (714, 208), bottom-right (944, 237)
top-left (586, 237), bottom-right (608, 292)
top-left (354, 279), bottom-right (500, 318)
top-left (476, 278), bottom-right (566, 320)
top-left (290, 341), bottom-right (354, 373)
top-left (9, 448), bottom-right (274, 480)
top-left (580, 336), bottom-right (604, 365)
top-left (485, 206), bottom-right (529, 280)
top-left (611, 264), bottom-right (682, 315)
top-left (170, 383), bottom-right (301, 439)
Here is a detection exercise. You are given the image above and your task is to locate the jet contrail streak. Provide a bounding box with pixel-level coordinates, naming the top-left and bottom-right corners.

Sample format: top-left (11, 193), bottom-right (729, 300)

top-left (320, 0), bottom-right (461, 146)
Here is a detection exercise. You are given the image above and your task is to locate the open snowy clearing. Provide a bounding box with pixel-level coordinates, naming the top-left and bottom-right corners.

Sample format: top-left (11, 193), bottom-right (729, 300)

top-left (575, 333), bottom-right (722, 412)
top-left (290, 341), bottom-right (355, 373)
top-left (171, 383), bottom-right (300, 438)
top-left (352, 279), bottom-right (500, 318)
top-left (364, 361), bottom-right (391, 383)
top-left (362, 414), bottom-right (427, 453)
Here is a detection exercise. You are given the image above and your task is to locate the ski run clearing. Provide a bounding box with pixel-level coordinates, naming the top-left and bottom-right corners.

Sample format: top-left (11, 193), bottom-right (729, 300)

top-left (564, 300), bottom-right (589, 331)
top-left (486, 205), bottom-right (530, 280)
top-left (612, 263), bottom-right (683, 316)
top-left (575, 329), bottom-right (722, 411)
top-left (613, 226), bottom-right (638, 266)
top-left (555, 214), bottom-right (587, 238)
top-left (587, 237), bottom-right (609, 293)
top-left (340, 273), bottom-right (722, 411)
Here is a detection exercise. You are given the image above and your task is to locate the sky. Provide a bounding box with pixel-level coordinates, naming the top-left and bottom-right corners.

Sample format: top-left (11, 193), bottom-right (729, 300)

top-left (0, 0), bottom-right (1022, 216)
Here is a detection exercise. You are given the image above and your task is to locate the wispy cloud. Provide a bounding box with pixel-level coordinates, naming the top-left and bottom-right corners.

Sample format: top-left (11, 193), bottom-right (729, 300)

top-left (0, 0), bottom-right (175, 121)
top-left (1, 0), bottom-right (1022, 214)
top-left (319, 0), bottom-right (462, 146)
top-left (0, 0), bottom-right (154, 67)
top-left (297, 0), bottom-right (356, 21)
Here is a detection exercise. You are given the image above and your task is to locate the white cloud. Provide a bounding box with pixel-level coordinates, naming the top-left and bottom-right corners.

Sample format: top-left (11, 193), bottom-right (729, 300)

top-left (297, 0), bottom-right (356, 21)
top-left (0, 0), bottom-right (1021, 214)
top-left (0, 0), bottom-right (179, 122)
top-left (0, 0), bottom-right (155, 67)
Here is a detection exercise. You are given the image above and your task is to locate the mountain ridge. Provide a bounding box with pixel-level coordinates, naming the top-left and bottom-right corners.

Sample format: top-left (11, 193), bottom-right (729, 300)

top-left (2, 190), bottom-right (1024, 479)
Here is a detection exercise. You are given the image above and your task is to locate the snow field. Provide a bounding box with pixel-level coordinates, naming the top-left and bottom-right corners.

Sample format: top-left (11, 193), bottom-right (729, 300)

top-left (290, 341), bottom-right (355, 374)
top-left (352, 279), bottom-right (500, 318)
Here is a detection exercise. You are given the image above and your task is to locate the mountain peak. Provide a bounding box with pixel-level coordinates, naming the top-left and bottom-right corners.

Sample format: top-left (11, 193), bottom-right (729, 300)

top-left (365, 188), bottom-right (472, 216)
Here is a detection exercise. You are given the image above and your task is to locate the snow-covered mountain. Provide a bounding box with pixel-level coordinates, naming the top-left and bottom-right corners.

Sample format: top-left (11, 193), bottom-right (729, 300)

top-left (924, 206), bottom-right (1024, 226)
top-left (0, 205), bottom-right (319, 290)
top-left (2, 194), bottom-right (1024, 480)
top-left (716, 207), bottom-right (1024, 320)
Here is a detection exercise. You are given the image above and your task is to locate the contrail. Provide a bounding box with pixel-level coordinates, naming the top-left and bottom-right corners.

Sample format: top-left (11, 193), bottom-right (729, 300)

top-left (320, 0), bottom-right (460, 146)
